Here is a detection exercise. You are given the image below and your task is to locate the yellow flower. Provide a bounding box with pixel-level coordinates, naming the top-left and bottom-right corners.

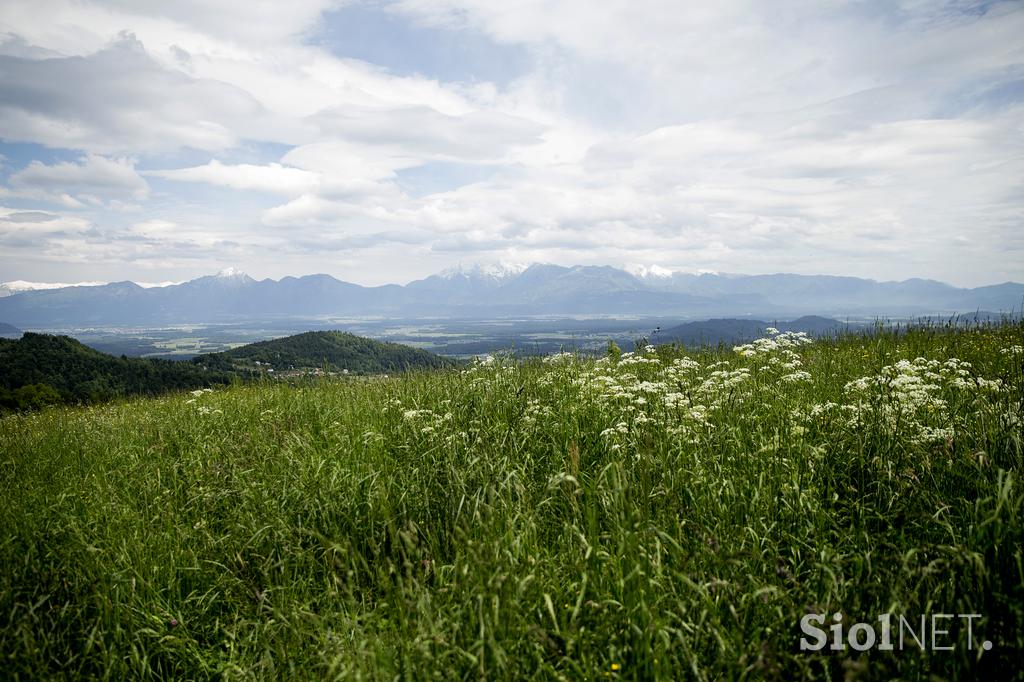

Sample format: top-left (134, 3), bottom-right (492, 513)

top-left (611, 663), bottom-right (621, 671)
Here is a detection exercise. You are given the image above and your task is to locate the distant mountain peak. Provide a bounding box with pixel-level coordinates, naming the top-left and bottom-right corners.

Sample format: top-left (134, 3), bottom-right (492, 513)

top-left (627, 264), bottom-right (675, 279)
top-left (216, 267), bottom-right (248, 279)
top-left (627, 265), bottom-right (724, 279)
top-left (438, 262), bottom-right (530, 281)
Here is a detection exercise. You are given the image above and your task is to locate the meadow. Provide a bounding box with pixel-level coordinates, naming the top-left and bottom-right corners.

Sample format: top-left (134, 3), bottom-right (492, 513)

top-left (2, 323), bottom-right (1022, 680)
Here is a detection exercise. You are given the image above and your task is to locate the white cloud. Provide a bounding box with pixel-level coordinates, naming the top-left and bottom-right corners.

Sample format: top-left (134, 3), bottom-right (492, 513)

top-left (311, 104), bottom-right (544, 161)
top-left (0, 34), bottom-right (280, 153)
top-left (390, 0), bottom-right (1024, 124)
top-left (146, 160), bottom-right (320, 196)
top-left (4, 154), bottom-right (149, 205)
top-left (95, 0), bottom-right (344, 46)
top-left (0, 206), bottom-right (92, 235)
top-left (251, 99), bottom-right (1023, 281)
top-left (0, 0), bottom-right (343, 53)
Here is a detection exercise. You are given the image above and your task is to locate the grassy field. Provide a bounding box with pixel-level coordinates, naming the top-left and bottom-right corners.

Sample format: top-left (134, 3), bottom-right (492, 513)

top-left (2, 323), bottom-right (1023, 680)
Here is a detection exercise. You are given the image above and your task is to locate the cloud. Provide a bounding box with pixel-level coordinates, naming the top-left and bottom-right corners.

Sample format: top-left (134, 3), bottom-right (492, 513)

top-left (4, 154), bottom-right (149, 206)
top-left (22, 216), bottom-right (254, 271)
top-left (145, 160), bottom-right (320, 196)
top-left (2, 210), bottom-right (64, 223)
top-left (0, 0), bottom-right (343, 54)
top-left (95, 0), bottom-right (344, 45)
top-left (311, 104), bottom-right (544, 161)
top-left (258, 98), bottom-right (1023, 279)
top-left (0, 206), bottom-right (91, 240)
top-left (390, 1), bottom-right (1024, 110)
top-left (0, 34), bottom-right (279, 153)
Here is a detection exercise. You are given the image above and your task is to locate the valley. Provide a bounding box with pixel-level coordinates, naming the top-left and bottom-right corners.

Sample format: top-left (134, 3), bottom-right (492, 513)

top-left (23, 315), bottom-right (855, 359)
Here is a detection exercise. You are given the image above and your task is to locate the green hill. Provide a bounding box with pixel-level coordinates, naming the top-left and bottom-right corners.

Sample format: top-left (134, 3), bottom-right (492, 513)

top-left (0, 330), bottom-right (451, 411)
top-left (194, 330), bottom-right (452, 374)
top-left (0, 333), bottom-right (234, 410)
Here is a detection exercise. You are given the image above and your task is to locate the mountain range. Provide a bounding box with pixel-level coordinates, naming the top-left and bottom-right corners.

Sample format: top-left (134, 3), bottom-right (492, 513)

top-left (1, 264), bottom-right (1022, 327)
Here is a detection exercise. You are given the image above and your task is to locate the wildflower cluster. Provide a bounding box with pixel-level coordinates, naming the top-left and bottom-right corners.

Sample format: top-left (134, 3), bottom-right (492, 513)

top-left (733, 328), bottom-right (814, 384)
top-left (378, 328), bottom-right (1017, 465)
top-left (732, 328), bottom-right (813, 359)
top-left (400, 405), bottom-right (454, 436)
top-left (567, 345), bottom-right (741, 446)
top-left (186, 387), bottom-right (221, 415)
top-left (843, 357), bottom-right (1005, 445)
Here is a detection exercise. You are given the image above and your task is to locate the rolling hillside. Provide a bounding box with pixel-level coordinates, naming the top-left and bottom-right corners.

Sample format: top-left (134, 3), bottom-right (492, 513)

top-left (0, 333), bottom-right (235, 410)
top-left (0, 330), bottom-right (451, 411)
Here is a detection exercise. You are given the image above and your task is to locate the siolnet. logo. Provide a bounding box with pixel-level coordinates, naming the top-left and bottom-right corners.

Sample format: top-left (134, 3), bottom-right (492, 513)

top-left (799, 612), bottom-right (994, 652)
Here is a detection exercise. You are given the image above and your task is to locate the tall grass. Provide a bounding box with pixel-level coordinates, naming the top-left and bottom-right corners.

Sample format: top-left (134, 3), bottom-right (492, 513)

top-left (2, 322), bottom-right (1023, 680)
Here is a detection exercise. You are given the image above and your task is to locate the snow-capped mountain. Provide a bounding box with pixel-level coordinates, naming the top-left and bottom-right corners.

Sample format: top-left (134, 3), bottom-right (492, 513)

top-left (405, 262), bottom-right (530, 302)
top-left (0, 279), bottom-right (180, 297)
top-left (213, 267), bottom-right (250, 281)
top-left (436, 262), bottom-right (529, 281)
top-left (626, 264), bottom-right (675, 280)
top-left (0, 280), bottom-right (107, 297)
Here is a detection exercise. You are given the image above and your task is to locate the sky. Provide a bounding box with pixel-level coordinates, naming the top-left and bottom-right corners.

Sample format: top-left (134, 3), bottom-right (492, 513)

top-left (0, 0), bottom-right (1022, 287)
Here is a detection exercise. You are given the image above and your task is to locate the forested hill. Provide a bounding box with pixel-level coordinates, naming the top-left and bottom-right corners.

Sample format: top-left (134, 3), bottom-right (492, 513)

top-left (0, 333), bottom-right (235, 410)
top-left (656, 315), bottom-right (848, 347)
top-left (195, 331), bottom-right (452, 373)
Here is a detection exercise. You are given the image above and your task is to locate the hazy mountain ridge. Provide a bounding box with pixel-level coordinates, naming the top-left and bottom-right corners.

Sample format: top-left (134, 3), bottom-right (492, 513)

top-left (0, 322), bottom-right (22, 338)
top-left (1, 264), bottom-right (1022, 326)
